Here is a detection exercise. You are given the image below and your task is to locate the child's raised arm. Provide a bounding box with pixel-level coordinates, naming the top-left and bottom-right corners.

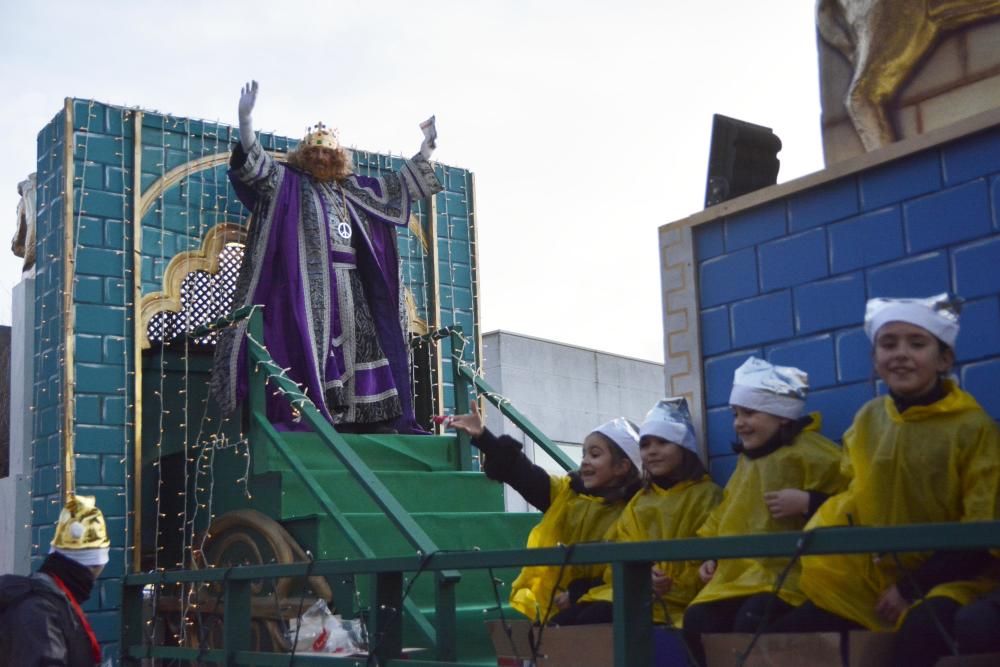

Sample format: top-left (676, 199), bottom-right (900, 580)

top-left (447, 401), bottom-right (484, 439)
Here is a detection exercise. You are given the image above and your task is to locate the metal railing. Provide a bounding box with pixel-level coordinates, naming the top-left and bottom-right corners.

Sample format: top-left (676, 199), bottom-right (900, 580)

top-left (122, 520), bottom-right (1000, 665)
top-left (412, 326), bottom-right (576, 473)
top-left (130, 316), bottom-right (1000, 665)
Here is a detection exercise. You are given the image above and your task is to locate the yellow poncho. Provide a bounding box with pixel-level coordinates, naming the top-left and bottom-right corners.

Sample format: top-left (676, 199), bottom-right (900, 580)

top-left (691, 416), bottom-right (847, 608)
top-left (799, 381), bottom-right (1000, 630)
top-left (509, 474), bottom-right (629, 623)
top-left (581, 475), bottom-right (723, 625)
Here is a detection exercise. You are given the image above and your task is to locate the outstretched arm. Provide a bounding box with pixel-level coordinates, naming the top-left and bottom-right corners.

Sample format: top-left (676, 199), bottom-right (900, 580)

top-left (238, 80), bottom-right (258, 151)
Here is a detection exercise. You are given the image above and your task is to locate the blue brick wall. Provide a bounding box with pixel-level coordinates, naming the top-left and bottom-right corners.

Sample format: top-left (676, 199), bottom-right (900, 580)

top-left (694, 124), bottom-right (1000, 485)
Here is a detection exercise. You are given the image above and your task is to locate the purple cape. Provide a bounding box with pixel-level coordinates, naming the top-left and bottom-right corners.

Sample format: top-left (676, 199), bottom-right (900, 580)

top-left (217, 161), bottom-right (421, 434)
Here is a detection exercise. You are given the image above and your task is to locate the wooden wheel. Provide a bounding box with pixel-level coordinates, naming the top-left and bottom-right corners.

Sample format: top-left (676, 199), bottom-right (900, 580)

top-left (183, 509), bottom-right (333, 651)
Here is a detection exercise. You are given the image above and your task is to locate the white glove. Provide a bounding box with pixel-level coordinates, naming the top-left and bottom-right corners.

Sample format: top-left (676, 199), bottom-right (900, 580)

top-left (419, 115), bottom-right (436, 160)
top-left (238, 80), bottom-right (258, 151)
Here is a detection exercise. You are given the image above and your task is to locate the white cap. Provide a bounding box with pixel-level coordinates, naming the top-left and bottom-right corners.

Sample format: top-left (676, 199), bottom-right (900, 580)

top-left (51, 546), bottom-right (110, 567)
top-left (864, 293), bottom-right (961, 348)
top-left (593, 417), bottom-right (641, 471)
top-left (639, 398), bottom-right (698, 453)
top-left (729, 356), bottom-right (808, 420)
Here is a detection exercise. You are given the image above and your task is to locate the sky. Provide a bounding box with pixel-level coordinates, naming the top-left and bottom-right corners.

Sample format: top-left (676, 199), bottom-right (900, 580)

top-left (0, 0), bottom-right (826, 363)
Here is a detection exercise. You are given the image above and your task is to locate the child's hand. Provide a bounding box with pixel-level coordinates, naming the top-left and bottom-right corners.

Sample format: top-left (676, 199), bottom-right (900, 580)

top-left (446, 401), bottom-right (484, 438)
top-left (553, 591), bottom-right (571, 611)
top-left (698, 560), bottom-right (716, 583)
top-left (764, 489), bottom-right (810, 519)
top-left (875, 585), bottom-right (908, 625)
top-left (651, 567), bottom-right (673, 597)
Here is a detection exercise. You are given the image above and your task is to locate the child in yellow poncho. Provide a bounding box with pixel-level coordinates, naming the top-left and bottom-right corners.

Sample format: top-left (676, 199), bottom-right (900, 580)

top-left (768, 294), bottom-right (1000, 667)
top-left (576, 397), bottom-right (722, 627)
top-left (682, 357), bottom-right (848, 664)
top-left (449, 404), bottom-right (642, 625)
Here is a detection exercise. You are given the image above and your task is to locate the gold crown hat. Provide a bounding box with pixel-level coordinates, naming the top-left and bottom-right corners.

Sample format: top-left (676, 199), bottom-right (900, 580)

top-left (301, 122), bottom-right (340, 150)
top-left (50, 494), bottom-right (111, 567)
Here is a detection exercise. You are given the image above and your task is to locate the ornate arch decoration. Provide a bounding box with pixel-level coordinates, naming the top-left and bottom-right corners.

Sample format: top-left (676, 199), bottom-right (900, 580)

top-left (139, 222), bottom-right (247, 349)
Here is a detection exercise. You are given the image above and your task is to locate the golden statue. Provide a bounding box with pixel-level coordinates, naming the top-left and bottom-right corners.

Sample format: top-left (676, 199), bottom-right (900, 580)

top-left (818, 0), bottom-right (1000, 150)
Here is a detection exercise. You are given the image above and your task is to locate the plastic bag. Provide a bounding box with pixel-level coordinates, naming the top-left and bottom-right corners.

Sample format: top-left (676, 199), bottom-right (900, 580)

top-left (287, 599), bottom-right (366, 654)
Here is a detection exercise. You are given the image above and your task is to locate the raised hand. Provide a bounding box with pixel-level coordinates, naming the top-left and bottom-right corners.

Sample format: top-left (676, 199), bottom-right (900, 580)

top-left (239, 80), bottom-right (258, 121)
top-left (238, 80), bottom-right (258, 151)
top-left (447, 400), bottom-right (484, 439)
top-left (419, 115), bottom-right (437, 159)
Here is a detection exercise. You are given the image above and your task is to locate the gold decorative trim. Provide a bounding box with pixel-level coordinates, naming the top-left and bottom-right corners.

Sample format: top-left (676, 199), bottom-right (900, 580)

top-left (138, 149), bottom-right (288, 222)
top-left (138, 152), bottom-right (231, 221)
top-left (407, 212), bottom-right (429, 254)
top-left (62, 98), bottom-right (76, 500)
top-left (468, 172), bottom-right (484, 384)
top-left (138, 222), bottom-right (248, 349)
top-left (426, 194), bottom-right (445, 427)
top-left (659, 224), bottom-right (706, 461)
top-left (132, 111), bottom-right (144, 572)
top-left (405, 288), bottom-right (429, 336)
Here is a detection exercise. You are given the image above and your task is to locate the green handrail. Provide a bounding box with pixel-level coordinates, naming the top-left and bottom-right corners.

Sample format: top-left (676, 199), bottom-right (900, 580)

top-left (447, 327), bottom-right (577, 472)
top-left (244, 310), bottom-right (457, 654)
top-left (166, 306), bottom-right (462, 654)
top-left (123, 520), bottom-right (1000, 666)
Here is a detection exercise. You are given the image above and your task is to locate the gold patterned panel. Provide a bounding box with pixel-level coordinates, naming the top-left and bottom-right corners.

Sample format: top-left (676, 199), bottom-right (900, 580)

top-left (659, 223), bottom-right (706, 459)
top-left (139, 222), bottom-right (247, 349)
top-left (405, 289), bottom-right (429, 336)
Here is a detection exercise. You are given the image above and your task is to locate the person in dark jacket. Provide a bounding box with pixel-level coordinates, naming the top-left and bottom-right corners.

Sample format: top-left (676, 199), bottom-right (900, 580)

top-left (0, 494), bottom-right (109, 666)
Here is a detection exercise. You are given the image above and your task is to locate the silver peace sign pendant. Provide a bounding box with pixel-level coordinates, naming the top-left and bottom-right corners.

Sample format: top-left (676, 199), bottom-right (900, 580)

top-left (336, 220), bottom-right (352, 240)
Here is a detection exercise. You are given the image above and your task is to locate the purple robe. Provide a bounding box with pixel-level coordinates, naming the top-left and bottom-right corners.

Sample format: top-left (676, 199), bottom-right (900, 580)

top-left (212, 141), bottom-right (441, 433)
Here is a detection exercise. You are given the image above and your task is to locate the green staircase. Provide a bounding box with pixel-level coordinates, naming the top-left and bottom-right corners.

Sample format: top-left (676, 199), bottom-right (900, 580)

top-left (141, 314), bottom-right (565, 662)
top-left (210, 430), bottom-right (539, 663)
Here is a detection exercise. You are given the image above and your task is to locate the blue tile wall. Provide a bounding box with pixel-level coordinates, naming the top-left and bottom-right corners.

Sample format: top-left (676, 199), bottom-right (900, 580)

top-left (724, 200), bottom-right (786, 251)
top-left (694, 124), bottom-right (1000, 485)
top-left (700, 248), bottom-right (758, 308)
top-left (860, 150), bottom-right (941, 210)
top-left (904, 180), bottom-right (991, 253)
top-left (828, 208), bottom-right (905, 273)
top-left (794, 272), bottom-right (866, 335)
top-left (758, 229), bottom-right (829, 292)
top-left (731, 290), bottom-right (793, 347)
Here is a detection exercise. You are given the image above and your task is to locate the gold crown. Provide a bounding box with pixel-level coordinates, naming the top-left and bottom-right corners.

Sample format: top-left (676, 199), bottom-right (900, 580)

top-left (52, 494), bottom-right (110, 551)
top-left (301, 122), bottom-right (340, 150)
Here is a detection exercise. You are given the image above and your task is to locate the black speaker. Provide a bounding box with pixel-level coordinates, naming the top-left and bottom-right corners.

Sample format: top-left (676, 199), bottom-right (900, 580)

top-left (704, 114), bottom-right (782, 208)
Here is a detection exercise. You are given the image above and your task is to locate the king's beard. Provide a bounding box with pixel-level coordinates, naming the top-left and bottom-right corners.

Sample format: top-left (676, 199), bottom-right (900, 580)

top-left (287, 145), bottom-right (353, 183)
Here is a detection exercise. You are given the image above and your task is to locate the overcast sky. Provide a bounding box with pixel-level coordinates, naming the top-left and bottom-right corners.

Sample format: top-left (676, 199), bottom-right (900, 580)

top-left (0, 0), bottom-right (826, 362)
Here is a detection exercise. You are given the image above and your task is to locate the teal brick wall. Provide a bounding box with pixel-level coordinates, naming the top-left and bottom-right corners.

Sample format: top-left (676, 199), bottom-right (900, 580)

top-left (30, 99), bottom-right (479, 655)
top-left (695, 123), bottom-right (1000, 484)
top-left (32, 100), bottom-right (136, 658)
